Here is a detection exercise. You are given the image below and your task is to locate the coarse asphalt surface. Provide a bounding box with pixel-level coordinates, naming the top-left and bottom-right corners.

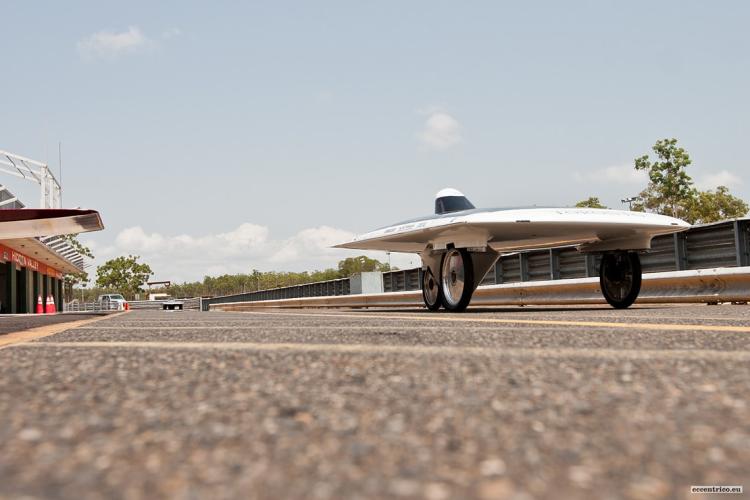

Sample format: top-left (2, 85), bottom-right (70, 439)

top-left (0, 313), bottom-right (109, 336)
top-left (0, 305), bottom-right (748, 500)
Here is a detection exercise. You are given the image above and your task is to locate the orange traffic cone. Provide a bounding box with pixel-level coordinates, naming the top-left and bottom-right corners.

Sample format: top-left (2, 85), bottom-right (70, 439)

top-left (36, 295), bottom-right (43, 314)
top-left (49, 295), bottom-right (57, 313)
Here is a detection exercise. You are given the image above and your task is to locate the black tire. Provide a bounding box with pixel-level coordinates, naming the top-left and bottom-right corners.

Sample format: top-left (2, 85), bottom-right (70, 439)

top-left (440, 248), bottom-right (475, 312)
top-left (599, 252), bottom-right (642, 309)
top-left (421, 268), bottom-right (442, 311)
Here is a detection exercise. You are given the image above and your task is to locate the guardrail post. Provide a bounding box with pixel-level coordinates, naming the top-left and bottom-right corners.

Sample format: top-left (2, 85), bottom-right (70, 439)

top-left (674, 232), bottom-right (688, 270)
top-left (549, 249), bottom-right (560, 280)
top-left (519, 253), bottom-right (529, 282)
top-left (735, 220), bottom-right (750, 267)
top-left (494, 262), bottom-right (503, 284)
top-left (584, 254), bottom-right (597, 278)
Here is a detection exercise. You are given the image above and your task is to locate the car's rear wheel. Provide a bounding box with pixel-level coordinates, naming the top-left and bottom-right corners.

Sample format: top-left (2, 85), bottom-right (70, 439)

top-left (599, 251), bottom-right (642, 309)
top-left (421, 268), bottom-right (442, 311)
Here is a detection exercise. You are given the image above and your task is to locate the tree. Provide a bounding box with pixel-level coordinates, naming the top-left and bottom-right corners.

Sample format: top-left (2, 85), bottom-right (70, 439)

top-left (62, 235), bottom-right (94, 302)
top-left (64, 271), bottom-right (88, 302)
top-left (683, 186), bottom-right (749, 224)
top-left (575, 197), bottom-right (606, 209)
top-left (95, 255), bottom-right (153, 299)
top-left (141, 257), bottom-right (392, 299)
top-left (62, 234), bottom-right (94, 259)
top-left (634, 138), bottom-right (696, 218)
top-left (337, 255), bottom-right (390, 277)
top-left (633, 138), bottom-right (748, 223)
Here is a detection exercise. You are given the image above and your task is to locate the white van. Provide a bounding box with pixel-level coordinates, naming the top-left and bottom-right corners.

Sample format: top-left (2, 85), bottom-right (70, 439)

top-left (98, 294), bottom-right (128, 311)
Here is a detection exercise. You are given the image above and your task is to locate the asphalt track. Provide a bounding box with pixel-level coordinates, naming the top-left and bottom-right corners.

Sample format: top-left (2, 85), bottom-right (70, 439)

top-left (0, 305), bottom-right (748, 500)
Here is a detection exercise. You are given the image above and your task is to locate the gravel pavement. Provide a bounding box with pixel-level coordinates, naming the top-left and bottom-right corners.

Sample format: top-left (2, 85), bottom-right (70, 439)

top-left (0, 305), bottom-right (748, 500)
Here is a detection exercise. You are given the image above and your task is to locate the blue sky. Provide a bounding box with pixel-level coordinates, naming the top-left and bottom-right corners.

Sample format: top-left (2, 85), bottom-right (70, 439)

top-left (2, 1), bottom-right (748, 281)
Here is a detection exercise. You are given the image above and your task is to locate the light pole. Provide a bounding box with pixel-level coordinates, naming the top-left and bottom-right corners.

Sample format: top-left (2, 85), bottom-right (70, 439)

top-left (621, 196), bottom-right (641, 211)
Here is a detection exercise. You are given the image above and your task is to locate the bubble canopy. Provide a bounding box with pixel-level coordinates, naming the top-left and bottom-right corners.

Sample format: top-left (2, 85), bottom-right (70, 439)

top-left (434, 188), bottom-right (475, 215)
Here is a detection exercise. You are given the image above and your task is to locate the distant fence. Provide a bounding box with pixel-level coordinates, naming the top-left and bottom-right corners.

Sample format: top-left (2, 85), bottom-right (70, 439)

top-left (202, 218), bottom-right (750, 310)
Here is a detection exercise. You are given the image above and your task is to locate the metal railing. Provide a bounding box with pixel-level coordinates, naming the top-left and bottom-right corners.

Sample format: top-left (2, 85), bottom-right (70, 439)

top-left (202, 218), bottom-right (750, 310)
top-left (64, 301), bottom-right (121, 312)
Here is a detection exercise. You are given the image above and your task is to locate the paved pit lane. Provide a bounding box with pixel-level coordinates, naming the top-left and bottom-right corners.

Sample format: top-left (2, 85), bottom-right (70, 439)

top-left (0, 305), bottom-right (748, 499)
top-left (0, 312), bottom-right (113, 336)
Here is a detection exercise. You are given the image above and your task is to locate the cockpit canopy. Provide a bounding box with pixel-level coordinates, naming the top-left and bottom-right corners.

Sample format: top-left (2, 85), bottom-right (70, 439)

top-left (434, 188), bottom-right (475, 215)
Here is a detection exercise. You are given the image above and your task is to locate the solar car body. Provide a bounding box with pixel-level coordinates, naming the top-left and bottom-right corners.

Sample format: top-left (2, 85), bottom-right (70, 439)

top-left (336, 188), bottom-right (690, 311)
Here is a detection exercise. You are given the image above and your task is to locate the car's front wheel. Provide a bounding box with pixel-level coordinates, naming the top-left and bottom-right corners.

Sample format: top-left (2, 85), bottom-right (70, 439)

top-left (440, 248), bottom-right (475, 312)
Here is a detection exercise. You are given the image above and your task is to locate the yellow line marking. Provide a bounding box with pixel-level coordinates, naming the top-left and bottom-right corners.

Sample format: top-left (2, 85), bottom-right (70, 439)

top-left (225, 310), bottom-right (750, 333)
top-left (19, 341), bottom-right (750, 361)
top-left (0, 312), bottom-right (128, 350)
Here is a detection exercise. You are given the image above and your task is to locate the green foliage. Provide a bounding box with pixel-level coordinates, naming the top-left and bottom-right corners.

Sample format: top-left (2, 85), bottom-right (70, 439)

top-left (62, 234), bottom-right (94, 259)
top-left (337, 255), bottom-right (391, 277)
top-left (634, 138), bottom-right (696, 218)
top-left (63, 271), bottom-right (88, 302)
top-left (683, 186), bottom-right (749, 225)
top-left (95, 255), bottom-right (153, 299)
top-left (633, 138), bottom-right (748, 223)
top-left (60, 235), bottom-right (93, 302)
top-left (575, 197), bottom-right (606, 209)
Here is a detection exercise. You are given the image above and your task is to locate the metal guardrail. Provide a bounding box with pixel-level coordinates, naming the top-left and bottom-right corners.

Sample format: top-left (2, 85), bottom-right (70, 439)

top-left (202, 218), bottom-right (750, 310)
top-left (209, 267), bottom-right (750, 311)
top-left (202, 278), bottom-right (350, 311)
top-left (128, 298), bottom-right (202, 310)
top-left (64, 301), bottom-right (121, 312)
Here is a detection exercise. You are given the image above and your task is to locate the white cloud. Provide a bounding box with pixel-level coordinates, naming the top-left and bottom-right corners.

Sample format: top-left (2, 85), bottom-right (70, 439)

top-left (270, 226), bottom-right (353, 264)
top-left (573, 164), bottom-right (647, 184)
top-left (161, 27), bottom-right (182, 40)
top-left (77, 26), bottom-right (150, 60)
top-left (418, 111), bottom-right (463, 150)
top-left (82, 223), bottom-right (419, 283)
top-left (696, 170), bottom-right (743, 190)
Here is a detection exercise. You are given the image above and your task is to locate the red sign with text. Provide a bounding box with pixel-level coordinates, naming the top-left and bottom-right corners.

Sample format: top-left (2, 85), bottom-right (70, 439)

top-left (0, 244), bottom-right (63, 278)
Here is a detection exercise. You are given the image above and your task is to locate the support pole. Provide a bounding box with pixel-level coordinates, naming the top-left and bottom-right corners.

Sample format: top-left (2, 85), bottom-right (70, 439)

top-left (5, 262), bottom-right (17, 314)
top-left (24, 268), bottom-right (33, 313)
